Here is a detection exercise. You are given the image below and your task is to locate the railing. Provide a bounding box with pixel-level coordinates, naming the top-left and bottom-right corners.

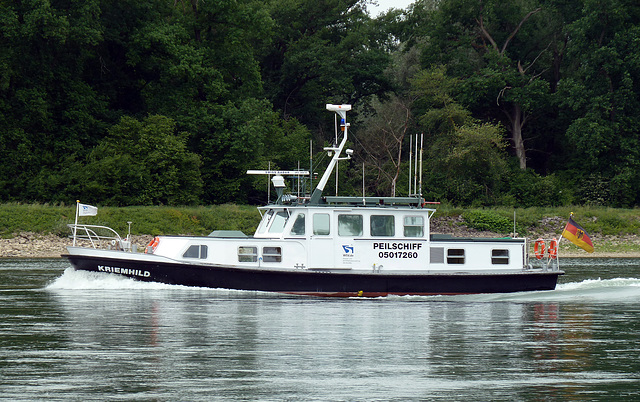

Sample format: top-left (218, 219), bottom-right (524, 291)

top-left (529, 237), bottom-right (560, 271)
top-left (68, 224), bottom-right (133, 252)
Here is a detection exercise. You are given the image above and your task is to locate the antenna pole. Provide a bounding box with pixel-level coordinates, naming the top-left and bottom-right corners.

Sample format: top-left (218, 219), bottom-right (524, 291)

top-left (414, 135), bottom-right (418, 196)
top-left (73, 200), bottom-right (79, 246)
top-left (267, 161), bottom-right (271, 203)
top-left (419, 133), bottom-right (423, 196)
top-left (362, 162), bottom-right (365, 204)
top-left (297, 161), bottom-right (301, 198)
top-left (408, 135), bottom-right (412, 196)
top-left (334, 114), bottom-right (338, 146)
top-left (336, 160), bottom-right (339, 196)
top-left (310, 140), bottom-right (313, 193)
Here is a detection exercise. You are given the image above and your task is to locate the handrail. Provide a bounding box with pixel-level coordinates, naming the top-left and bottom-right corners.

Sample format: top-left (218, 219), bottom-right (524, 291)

top-left (68, 223), bottom-right (131, 251)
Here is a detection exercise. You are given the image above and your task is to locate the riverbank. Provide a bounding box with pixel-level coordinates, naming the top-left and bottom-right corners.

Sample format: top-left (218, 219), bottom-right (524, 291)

top-left (2, 217), bottom-right (638, 258)
top-left (0, 233), bottom-right (155, 258)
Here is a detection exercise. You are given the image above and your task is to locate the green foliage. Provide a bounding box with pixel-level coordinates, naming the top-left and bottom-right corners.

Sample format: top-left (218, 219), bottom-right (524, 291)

top-left (5, 203), bottom-right (640, 258)
top-left (412, 65), bottom-right (509, 205)
top-left (556, 1), bottom-right (640, 206)
top-left (3, 0), bottom-right (640, 209)
top-left (462, 209), bottom-right (518, 234)
top-left (261, 0), bottom-right (392, 126)
top-left (412, 66), bottom-right (471, 132)
top-left (196, 98), bottom-right (311, 204)
top-left (81, 115), bottom-right (202, 206)
top-left (504, 169), bottom-right (565, 208)
top-left (0, 203), bottom-right (261, 238)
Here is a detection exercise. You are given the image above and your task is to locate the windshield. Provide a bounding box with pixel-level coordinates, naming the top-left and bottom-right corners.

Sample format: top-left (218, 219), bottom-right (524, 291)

top-left (268, 211), bottom-right (289, 233)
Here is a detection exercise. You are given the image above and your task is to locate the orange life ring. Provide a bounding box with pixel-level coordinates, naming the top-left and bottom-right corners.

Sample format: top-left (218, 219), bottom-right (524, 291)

top-left (548, 238), bottom-right (558, 259)
top-left (145, 236), bottom-right (160, 253)
top-left (534, 239), bottom-right (545, 259)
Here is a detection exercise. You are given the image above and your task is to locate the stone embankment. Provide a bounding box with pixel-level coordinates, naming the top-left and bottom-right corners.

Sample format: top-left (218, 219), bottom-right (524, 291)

top-left (0, 233), bottom-right (154, 258)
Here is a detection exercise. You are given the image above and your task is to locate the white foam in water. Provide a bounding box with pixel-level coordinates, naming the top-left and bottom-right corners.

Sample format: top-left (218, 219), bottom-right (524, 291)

top-left (45, 267), bottom-right (289, 298)
top-left (498, 277), bottom-right (640, 303)
top-left (46, 268), bottom-right (193, 290)
top-left (557, 277), bottom-right (640, 291)
top-left (386, 277), bottom-right (640, 303)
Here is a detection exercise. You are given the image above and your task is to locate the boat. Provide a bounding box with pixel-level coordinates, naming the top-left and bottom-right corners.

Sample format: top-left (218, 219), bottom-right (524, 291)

top-left (63, 103), bottom-right (563, 297)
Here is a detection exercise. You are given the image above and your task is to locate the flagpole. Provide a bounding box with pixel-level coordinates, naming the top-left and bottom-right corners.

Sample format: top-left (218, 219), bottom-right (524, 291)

top-left (558, 212), bottom-right (573, 245)
top-left (73, 200), bottom-right (79, 246)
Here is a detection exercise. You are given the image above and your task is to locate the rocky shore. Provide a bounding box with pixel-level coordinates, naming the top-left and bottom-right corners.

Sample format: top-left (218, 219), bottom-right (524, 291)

top-left (0, 233), bottom-right (154, 258)
top-left (1, 216), bottom-right (638, 258)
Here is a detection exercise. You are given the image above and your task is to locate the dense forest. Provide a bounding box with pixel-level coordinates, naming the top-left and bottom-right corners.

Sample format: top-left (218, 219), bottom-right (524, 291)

top-left (1, 0), bottom-right (639, 207)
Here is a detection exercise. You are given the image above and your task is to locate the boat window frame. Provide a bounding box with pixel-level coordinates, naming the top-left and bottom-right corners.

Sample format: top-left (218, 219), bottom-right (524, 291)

top-left (183, 244), bottom-right (208, 259)
top-left (238, 246), bottom-right (258, 262)
top-left (263, 246), bottom-right (282, 262)
top-left (491, 249), bottom-right (509, 265)
top-left (447, 248), bottom-right (465, 264)
top-left (290, 213), bottom-right (306, 236)
top-left (267, 210), bottom-right (290, 234)
top-left (338, 214), bottom-right (363, 237)
top-left (257, 210), bottom-right (275, 234)
top-left (313, 213), bottom-right (331, 236)
top-left (403, 215), bottom-right (424, 237)
top-left (370, 215), bottom-right (395, 237)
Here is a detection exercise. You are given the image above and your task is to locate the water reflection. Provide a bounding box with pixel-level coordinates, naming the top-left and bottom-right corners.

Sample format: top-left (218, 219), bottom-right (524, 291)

top-left (41, 286), bottom-right (640, 400)
top-left (2, 258), bottom-right (640, 400)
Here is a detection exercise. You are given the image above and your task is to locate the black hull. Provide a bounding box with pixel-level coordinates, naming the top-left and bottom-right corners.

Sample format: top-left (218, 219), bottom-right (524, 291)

top-left (63, 254), bottom-right (562, 297)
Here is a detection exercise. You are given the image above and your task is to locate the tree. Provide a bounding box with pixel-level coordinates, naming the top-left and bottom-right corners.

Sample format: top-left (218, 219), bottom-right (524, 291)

top-left (81, 115), bottom-right (202, 206)
top-left (0, 0), bottom-right (110, 201)
top-left (415, 0), bottom-right (559, 170)
top-left (356, 95), bottom-right (413, 196)
top-left (412, 66), bottom-right (508, 205)
top-left (260, 0), bottom-right (392, 125)
top-left (558, 0), bottom-right (640, 206)
top-left (196, 99), bottom-right (311, 204)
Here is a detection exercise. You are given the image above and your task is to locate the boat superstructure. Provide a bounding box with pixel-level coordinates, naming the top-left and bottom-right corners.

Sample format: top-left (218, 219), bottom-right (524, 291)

top-left (64, 103), bottom-right (562, 296)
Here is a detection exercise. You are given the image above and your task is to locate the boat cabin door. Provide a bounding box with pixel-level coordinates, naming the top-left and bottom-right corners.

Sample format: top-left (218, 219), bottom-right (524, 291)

top-left (308, 211), bottom-right (362, 270)
top-left (308, 212), bottom-right (334, 269)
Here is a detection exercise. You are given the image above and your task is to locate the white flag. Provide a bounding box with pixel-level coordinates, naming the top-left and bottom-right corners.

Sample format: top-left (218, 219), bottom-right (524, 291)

top-left (78, 203), bottom-right (98, 216)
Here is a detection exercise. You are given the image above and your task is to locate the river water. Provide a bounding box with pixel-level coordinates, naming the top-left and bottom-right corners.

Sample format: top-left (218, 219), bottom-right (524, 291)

top-left (1, 258), bottom-right (640, 401)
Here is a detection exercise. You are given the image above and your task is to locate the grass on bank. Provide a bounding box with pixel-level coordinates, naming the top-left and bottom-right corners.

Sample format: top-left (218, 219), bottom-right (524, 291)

top-left (434, 204), bottom-right (640, 237)
top-left (0, 203), bottom-right (262, 238)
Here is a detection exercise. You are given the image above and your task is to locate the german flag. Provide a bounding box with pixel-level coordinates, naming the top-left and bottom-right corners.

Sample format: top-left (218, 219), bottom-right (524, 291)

top-left (562, 215), bottom-right (594, 253)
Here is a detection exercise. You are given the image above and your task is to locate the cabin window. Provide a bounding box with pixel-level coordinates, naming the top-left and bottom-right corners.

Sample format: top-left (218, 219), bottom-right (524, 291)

top-left (492, 249), bottom-right (509, 265)
top-left (268, 211), bottom-right (289, 233)
top-left (430, 247), bottom-right (445, 263)
top-left (183, 245), bottom-right (208, 259)
top-left (313, 214), bottom-right (330, 235)
top-left (338, 214), bottom-right (363, 236)
top-left (371, 215), bottom-right (395, 237)
top-left (257, 210), bottom-right (274, 234)
top-left (290, 213), bottom-right (305, 236)
top-left (447, 248), bottom-right (465, 264)
top-left (404, 216), bottom-right (424, 237)
top-left (263, 247), bottom-right (282, 262)
top-left (238, 246), bottom-right (258, 262)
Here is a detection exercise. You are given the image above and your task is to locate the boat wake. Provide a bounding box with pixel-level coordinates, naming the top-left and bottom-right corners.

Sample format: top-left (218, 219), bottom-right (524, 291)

top-left (46, 268), bottom-right (182, 290)
top-left (448, 277), bottom-right (640, 303)
top-left (47, 268), bottom-right (640, 303)
top-left (45, 268), bottom-right (288, 298)
top-left (541, 277), bottom-right (640, 302)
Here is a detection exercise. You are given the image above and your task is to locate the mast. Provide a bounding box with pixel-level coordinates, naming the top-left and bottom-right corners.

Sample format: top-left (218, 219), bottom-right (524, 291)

top-left (309, 104), bottom-right (352, 205)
